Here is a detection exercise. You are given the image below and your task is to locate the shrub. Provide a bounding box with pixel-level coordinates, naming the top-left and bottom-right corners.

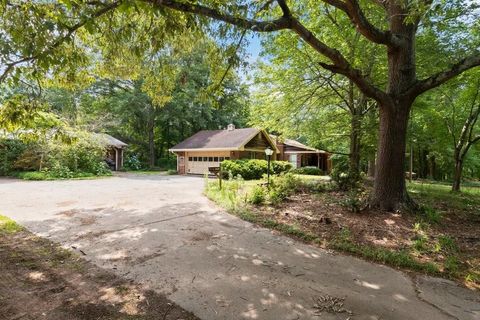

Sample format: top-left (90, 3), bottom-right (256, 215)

top-left (124, 153), bottom-right (143, 170)
top-left (0, 139), bottom-right (28, 175)
top-left (291, 166), bottom-right (323, 175)
top-left (221, 159), bottom-right (291, 180)
top-left (271, 161), bottom-right (293, 174)
top-left (419, 206), bottom-right (442, 224)
top-left (158, 157), bottom-right (177, 170)
top-left (331, 169), bottom-right (360, 190)
top-left (341, 189), bottom-right (366, 213)
top-left (167, 169), bottom-right (177, 175)
top-left (248, 185), bottom-right (266, 205)
top-left (267, 173), bottom-right (302, 204)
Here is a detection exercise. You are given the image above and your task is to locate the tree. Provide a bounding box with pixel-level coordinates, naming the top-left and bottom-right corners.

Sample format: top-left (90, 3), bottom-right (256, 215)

top-left (2, 1), bottom-right (479, 210)
top-left (441, 73), bottom-right (480, 191)
top-left (137, 0), bottom-right (480, 210)
top-left (251, 25), bottom-right (379, 179)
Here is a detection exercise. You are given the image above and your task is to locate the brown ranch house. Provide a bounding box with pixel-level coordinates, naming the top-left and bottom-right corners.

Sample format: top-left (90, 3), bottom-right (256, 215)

top-left (169, 124), bottom-right (331, 175)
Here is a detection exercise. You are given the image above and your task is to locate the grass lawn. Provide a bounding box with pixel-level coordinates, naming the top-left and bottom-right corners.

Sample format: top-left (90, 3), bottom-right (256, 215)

top-left (205, 175), bottom-right (480, 289)
top-left (11, 171), bottom-right (113, 181)
top-left (0, 215), bottom-right (198, 320)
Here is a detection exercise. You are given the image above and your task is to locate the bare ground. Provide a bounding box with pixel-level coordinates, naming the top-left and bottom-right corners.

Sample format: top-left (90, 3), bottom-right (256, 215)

top-left (0, 228), bottom-right (199, 320)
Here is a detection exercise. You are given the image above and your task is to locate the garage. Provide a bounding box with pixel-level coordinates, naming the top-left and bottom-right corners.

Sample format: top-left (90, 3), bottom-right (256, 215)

top-left (186, 153), bottom-right (230, 175)
top-left (169, 125), bottom-right (279, 175)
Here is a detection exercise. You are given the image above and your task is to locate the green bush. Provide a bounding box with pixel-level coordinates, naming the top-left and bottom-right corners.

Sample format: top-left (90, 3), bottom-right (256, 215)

top-left (271, 161), bottom-right (293, 174)
top-left (268, 173), bottom-right (302, 204)
top-left (0, 139), bottom-right (28, 175)
top-left (124, 153), bottom-right (143, 170)
top-left (221, 159), bottom-right (292, 180)
top-left (158, 157), bottom-right (177, 170)
top-left (291, 166), bottom-right (323, 175)
top-left (167, 169), bottom-right (177, 175)
top-left (248, 185), bottom-right (266, 205)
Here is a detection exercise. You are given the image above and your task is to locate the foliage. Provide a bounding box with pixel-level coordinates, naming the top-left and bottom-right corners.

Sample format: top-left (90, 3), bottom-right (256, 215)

top-left (0, 215), bottom-right (23, 234)
top-left (123, 153), bottom-right (143, 171)
top-left (267, 173), bottom-right (302, 205)
top-left (418, 206), bottom-right (442, 225)
top-left (221, 159), bottom-right (291, 180)
top-left (0, 138), bottom-right (27, 175)
top-left (331, 229), bottom-right (440, 275)
top-left (248, 185), bottom-right (266, 205)
top-left (341, 189), bottom-right (368, 213)
top-left (291, 166), bottom-right (323, 176)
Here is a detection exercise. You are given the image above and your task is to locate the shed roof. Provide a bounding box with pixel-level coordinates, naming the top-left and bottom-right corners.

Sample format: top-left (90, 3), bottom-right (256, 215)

top-left (96, 133), bottom-right (127, 148)
top-left (169, 128), bottom-right (280, 152)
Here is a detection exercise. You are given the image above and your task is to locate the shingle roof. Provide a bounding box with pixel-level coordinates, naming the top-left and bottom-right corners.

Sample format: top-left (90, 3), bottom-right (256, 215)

top-left (169, 128), bottom-right (260, 151)
top-left (96, 133), bottom-right (127, 148)
top-left (283, 138), bottom-right (318, 151)
top-left (270, 134), bottom-right (326, 153)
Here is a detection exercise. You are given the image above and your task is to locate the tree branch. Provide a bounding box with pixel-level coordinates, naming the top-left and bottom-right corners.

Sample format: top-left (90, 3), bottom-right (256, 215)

top-left (0, 1), bottom-right (121, 83)
top-left (150, 0), bottom-right (389, 104)
top-left (408, 53), bottom-right (480, 97)
top-left (148, 0), bottom-right (292, 32)
top-left (321, 0), bottom-right (398, 46)
top-left (276, 0), bottom-right (291, 17)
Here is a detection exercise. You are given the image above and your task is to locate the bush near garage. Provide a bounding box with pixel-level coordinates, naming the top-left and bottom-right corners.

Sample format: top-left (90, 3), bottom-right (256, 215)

top-left (221, 159), bottom-right (292, 180)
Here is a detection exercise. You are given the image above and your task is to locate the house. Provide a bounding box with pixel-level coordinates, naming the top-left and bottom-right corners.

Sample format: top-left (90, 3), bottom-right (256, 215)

top-left (169, 124), bottom-right (331, 175)
top-left (274, 136), bottom-right (332, 172)
top-left (96, 133), bottom-right (127, 171)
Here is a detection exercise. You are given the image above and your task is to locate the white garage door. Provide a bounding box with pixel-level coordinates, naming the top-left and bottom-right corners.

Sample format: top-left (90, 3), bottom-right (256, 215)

top-left (187, 156), bottom-right (229, 175)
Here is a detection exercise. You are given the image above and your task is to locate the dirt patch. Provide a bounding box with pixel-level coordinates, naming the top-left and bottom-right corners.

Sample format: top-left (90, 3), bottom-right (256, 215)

top-left (0, 229), bottom-right (199, 320)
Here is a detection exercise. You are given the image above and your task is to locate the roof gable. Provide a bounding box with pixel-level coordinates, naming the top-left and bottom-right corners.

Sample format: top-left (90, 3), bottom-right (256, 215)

top-left (169, 128), bottom-right (261, 151)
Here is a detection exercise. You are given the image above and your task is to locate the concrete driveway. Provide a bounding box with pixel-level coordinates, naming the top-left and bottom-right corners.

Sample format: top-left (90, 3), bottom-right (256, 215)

top-left (0, 173), bottom-right (478, 320)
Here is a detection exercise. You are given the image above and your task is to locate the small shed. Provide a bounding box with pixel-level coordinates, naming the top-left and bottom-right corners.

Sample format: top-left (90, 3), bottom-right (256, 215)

top-left (97, 133), bottom-right (127, 171)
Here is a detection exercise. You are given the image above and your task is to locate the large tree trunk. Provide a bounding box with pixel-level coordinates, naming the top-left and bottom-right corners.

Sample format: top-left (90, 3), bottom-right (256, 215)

top-left (371, 103), bottom-right (413, 211)
top-left (371, 7), bottom-right (418, 211)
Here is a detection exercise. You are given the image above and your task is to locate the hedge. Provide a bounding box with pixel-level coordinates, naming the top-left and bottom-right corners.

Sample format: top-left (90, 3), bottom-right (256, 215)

top-left (221, 159), bottom-right (292, 180)
top-left (291, 166), bottom-right (323, 175)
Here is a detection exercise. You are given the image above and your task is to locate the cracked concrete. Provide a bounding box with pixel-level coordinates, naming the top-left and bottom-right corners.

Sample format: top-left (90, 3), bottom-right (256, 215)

top-left (0, 173), bottom-right (478, 319)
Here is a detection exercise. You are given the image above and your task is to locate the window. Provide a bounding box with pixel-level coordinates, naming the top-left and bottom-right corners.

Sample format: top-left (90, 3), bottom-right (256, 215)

top-left (219, 157), bottom-right (224, 161)
top-left (193, 157), bottom-right (197, 161)
top-left (208, 157), bottom-right (213, 162)
top-left (289, 154), bottom-right (298, 169)
top-left (203, 157), bottom-right (208, 161)
top-left (188, 157), bottom-right (193, 161)
top-left (214, 157), bottom-right (219, 162)
top-left (225, 157), bottom-right (230, 160)
top-left (197, 157), bottom-right (202, 162)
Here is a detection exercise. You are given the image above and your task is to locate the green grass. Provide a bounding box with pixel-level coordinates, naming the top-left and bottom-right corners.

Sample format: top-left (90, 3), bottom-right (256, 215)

top-left (13, 171), bottom-right (112, 181)
top-left (408, 181), bottom-right (480, 213)
top-left (0, 215), bottom-right (23, 234)
top-left (331, 239), bottom-right (440, 274)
